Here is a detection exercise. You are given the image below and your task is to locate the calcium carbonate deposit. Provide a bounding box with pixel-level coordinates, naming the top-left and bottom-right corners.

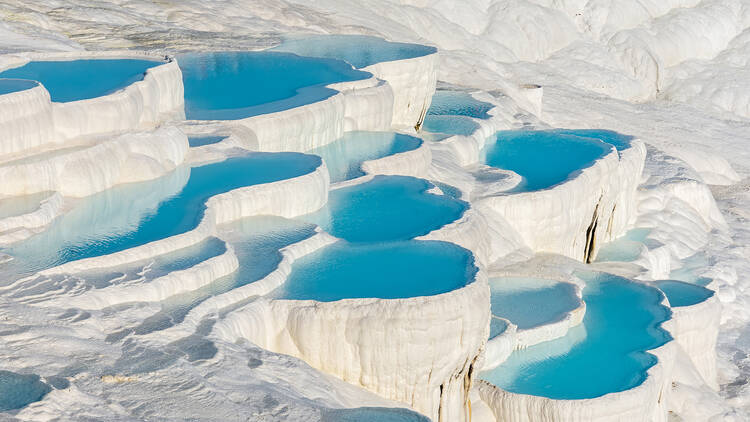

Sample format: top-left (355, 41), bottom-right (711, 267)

top-left (0, 1), bottom-right (749, 421)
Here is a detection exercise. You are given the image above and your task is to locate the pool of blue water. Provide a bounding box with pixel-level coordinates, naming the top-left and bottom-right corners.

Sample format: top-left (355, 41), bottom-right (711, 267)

top-left (490, 317), bottom-right (510, 340)
top-left (422, 115), bottom-right (480, 137)
top-left (481, 273), bottom-right (672, 399)
top-left (656, 280), bottom-right (714, 307)
top-left (0, 371), bottom-right (51, 411)
top-left (490, 277), bottom-right (579, 331)
top-left (594, 228), bottom-right (652, 263)
top-left (482, 130), bottom-right (614, 191)
top-left (4, 153), bottom-right (321, 274)
top-left (554, 129), bottom-right (634, 152)
top-left (270, 35), bottom-right (437, 69)
top-left (188, 135), bottom-right (227, 147)
top-left (274, 240), bottom-right (476, 301)
top-left (0, 79), bottom-right (39, 96)
top-left (321, 406), bottom-right (431, 422)
top-left (179, 51), bottom-right (369, 120)
top-left (303, 175), bottom-right (467, 243)
top-left (427, 90), bottom-right (493, 119)
top-left (0, 59), bottom-right (162, 102)
top-left (311, 132), bottom-right (422, 183)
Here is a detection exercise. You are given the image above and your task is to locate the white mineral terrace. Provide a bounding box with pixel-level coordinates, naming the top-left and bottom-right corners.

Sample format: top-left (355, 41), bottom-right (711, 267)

top-left (0, 10), bottom-right (743, 421)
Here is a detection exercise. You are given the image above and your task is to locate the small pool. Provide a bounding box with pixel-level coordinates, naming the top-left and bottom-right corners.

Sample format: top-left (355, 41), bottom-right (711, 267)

top-left (422, 115), bottom-right (480, 137)
top-left (187, 135), bottom-right (227, 147)
top-left (489, 277), bottom-right (579, 331)
top-left (0, 79), bottom-right (39, 96)
top-left (310, 131), bottom-right (421, 183)
top-left (656, 280), bottom-right (714, 307)
top-left (179, 51), bottom-right (370, 120)
top-left (594, 228), bottom-right (652, 263)
top-left (4, 153), bottom-right (321, 274)
top-left (0, 370), bottom-right (51, 411)
top-left (481, 273), bottom-right (671, 399)
top-left (273, 240), bottom-right (476, 302)
top-left (321, 406), bottom-right (431, 422)
top-left (303, 175), bottom-right (467, 242)
top-left (482, 130), bottom-right (614, 191)
top-left (427, 90), bottom-right (493, 119)
top-left (0, 58), bottom-right (162, 102)
top-left (490, 317), bottom-right (510, 340)
top-left (270, 35), bottom-right (437, 69)
top-left (0, 192), bottom-right (51, 220)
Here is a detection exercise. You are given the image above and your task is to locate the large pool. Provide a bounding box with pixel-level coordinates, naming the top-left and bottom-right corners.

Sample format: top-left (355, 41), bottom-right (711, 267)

top-left (3, 153), bottom-right (321, 274)
top-left (270, 35), bottom-right (436, 69)
top-left (0, 79), bottom-right (39, 96)
top-left (489, 277), bottom-right (579, 331)
top-left (481, 273), bottom-right (671, 399)
top-left (303, 175), bottom-right (467, 242)
top-left (0, 58), bottom-right (162, 102)
top-left (273, 240), bottom-right (476, 301)
top-left (310, 131), bottom-right (422, 183)
top-left (179, 51), bottom-right (369, 120)
top-left (482, 130), bottom-right (615, 191)
top-left (0, 370), bottom-right (51, 411)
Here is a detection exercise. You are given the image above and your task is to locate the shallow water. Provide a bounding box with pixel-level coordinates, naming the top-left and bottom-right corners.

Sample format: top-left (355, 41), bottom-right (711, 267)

top-left (481, 273), bottom-right (672, 399)
top-left (427, 90), bottom-right (493, 119)
top-left (303, 175), bottom-right (467, 243)
top-left (3, 153), bottom-right (320, 274)
top-left (321, 406), bottom-right (431, 422)
top-left (422, 115), bottom-right (480, 137)
top-left (482, 130), bottom-right (613, 191)
top-left (274, 240), bottom-right (476, 301)
top-left (490, 277), bottom-right (579, 330)
top-left (0, 192), bottom-right (52, 220)
top-left (0, 79), bottom-right (38, 96)
top-left (179, 51), bottom-right (369, 120)
top-left (310, 131), bottom-right (421, 183)
top-left (0, 370), bottom-right (51, 411)
top-left (656, 280), bottom-right (714, 307)
top-left (188, 135), bottom-right (227, 147)
top-left (270, 35), bottom-right (436, 69)
top-left (0, 59), bottom-right (161, 102)
top-left (594, 228), bottom-right (652, 263)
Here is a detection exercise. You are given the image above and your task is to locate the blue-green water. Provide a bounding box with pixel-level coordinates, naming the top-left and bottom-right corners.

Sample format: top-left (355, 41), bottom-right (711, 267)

top-left (0, 79), bottom-right (38, 96)
top-left (481, 273), bottom-right (672, 399)
top-left (188, 135), bottom-right (227, 147)
top-left (274, 240), bottom-right (476, 301)
top-left (656, 280), bottom-right (714, 307)
top-left (303, 175), bottom-right (467, 243)
top-left (4, 153), bottom-right (321, 274)
top-left (490, 317), bottom-right (510, 340)
top-left (482, 130), bottom-right (614, 191)
top-left (321, 406), bottom-right (431, 422)
top-left (490, 277), bottom-right (579, 330)
top-left (422, 115), bottom-right (480, 137)
top-left (0, 371), bottom-right (51, 411)
top-left (311, 132), bottom-right (421, 182)
top-left (428, 90), bottom-right (493, 119)
top-left (595, 228), bottom-right (652, 263)
top-left (0, 59), bottom-right (161, 102)
top-left (270, 35), bottom-right (436, 69)
top-left (179, 51), bottom-right (369, 120)
top-left (554, 129), bottom-right (634, 152)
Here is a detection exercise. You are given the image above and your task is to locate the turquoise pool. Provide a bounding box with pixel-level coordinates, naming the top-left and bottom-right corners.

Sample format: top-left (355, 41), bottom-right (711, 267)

top-left (481, 273), bottom-right (671, 399)
top-left (422, 115), bottom-right (480, 137)
top-left (270, 35), bottom-right (436, 69)
top-left (3, 153), bottom-right (321, 275)
top-left (656, 280), bottom-right (714, 307)
top-left (482, 130), bottom-right (614, 191)
top-left (0, 59), bottom-right (162, 102)
top-left (303, 175), bottom-right (467, 242)
top-left (188, 135), bottom-right (227, 147)
top-left (0, 371), bottom-right (51, 411)
top-left (310, 132), bottom-right (421, 183)
top-left (490, 277), bottom-right (579, 331)
top-left (179, 51), bottom-right (369, 120)
top-left (427, 90), bottom-right (493, 119)
top-left (0, 79), bottom-right (38, 96)
top-left (595, 228), bottom-right (652, 263)
top-left (273, 240), bottom-right (476, 301)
